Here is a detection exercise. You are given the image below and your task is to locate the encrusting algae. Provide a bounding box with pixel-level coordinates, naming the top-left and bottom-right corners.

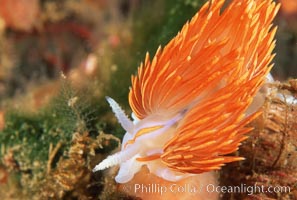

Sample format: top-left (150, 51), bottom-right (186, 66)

top-left (93, 0), bottom-right (280, 199)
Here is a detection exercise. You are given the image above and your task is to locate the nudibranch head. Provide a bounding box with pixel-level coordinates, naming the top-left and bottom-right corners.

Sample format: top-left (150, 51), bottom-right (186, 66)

top-left (93, 0), bottom-right (280, 183)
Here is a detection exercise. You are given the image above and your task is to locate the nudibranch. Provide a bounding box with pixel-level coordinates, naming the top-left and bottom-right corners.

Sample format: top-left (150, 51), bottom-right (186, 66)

top-left (93, 0), bottom-right (280, 184)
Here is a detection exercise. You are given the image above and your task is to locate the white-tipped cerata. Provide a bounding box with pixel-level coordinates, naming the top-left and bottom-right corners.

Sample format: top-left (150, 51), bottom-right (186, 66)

top-left (106, 96), bottom-right (134, 133)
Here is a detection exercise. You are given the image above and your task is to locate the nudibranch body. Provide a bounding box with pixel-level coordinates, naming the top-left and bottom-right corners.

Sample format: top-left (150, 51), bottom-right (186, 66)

top-left (93, 0), bottom-right (280, 184)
